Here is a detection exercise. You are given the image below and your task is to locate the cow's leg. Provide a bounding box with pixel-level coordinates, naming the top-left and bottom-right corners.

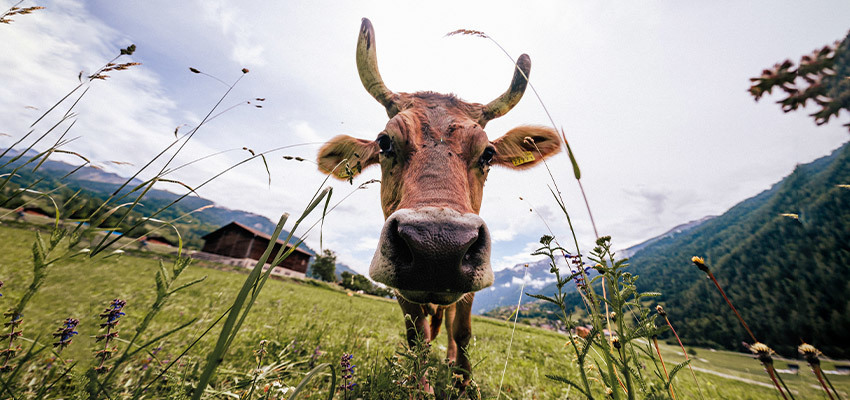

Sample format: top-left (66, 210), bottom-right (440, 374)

top-left (443, 304), bottom-right (458, 362)
top-left (429, 306), bottom-right (446, 340)
top-left (398, 298), bottom-right (431, 346)
top-left (398, 298), bottom-right (436, 395)
top-left (453, 294), bottom-right (474, 385)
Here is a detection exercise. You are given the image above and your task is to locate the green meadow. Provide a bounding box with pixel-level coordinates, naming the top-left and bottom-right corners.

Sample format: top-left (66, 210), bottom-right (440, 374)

top-left (0, 221), bottom-right (846, 399)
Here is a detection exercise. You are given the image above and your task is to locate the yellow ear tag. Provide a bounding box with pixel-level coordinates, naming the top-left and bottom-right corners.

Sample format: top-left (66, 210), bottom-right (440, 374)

top-left (510, 151), bottom-right (535, 166)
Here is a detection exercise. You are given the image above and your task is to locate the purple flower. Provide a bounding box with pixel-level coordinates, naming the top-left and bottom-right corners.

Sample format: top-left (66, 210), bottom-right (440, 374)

top-left (52, 318), bottom-right (79, 351)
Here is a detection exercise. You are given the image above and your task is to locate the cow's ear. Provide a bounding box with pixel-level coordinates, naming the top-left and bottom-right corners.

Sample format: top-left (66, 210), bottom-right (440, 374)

top-left (491, 125), bottom-right (561, 169)
top-left (317, 135), bottom-right (380, 179)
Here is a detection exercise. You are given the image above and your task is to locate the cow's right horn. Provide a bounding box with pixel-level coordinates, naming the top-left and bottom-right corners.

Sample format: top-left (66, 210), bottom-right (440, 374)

top-left (478, 54), bottom-right (531, 128)
top-left (357, 18), bottom-right (399, 117)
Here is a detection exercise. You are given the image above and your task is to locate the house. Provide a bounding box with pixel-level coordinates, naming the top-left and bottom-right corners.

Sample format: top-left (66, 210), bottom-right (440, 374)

top-left (145, 235), bottom-right (175, 247)
top-left (194, 221), bottom-right (312, 279)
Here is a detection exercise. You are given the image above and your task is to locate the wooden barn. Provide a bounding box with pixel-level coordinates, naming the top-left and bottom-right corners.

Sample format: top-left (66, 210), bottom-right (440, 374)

top-left (198, 222), bottom-right (312, 278)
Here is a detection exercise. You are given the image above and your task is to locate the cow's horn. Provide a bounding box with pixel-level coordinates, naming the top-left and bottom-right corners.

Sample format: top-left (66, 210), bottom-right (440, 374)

top-left (357, 18), bottom-right (398, 117)
top-left (479, 54), bottom-right (531, 127)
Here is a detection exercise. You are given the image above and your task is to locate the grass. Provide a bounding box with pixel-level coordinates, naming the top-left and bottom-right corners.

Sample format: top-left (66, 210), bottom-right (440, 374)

top-left (1, 222), bottom-right (846, 399)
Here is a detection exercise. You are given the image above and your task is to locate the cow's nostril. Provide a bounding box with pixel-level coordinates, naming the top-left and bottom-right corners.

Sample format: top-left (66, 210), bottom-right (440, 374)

top-left (462, 225), bottom-right (487, 268)
top-left (389, 218), bottom-right (413, 265)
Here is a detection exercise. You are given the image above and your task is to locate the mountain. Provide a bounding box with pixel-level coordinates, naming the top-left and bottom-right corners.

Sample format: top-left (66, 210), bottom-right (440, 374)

top-left (473, 216), bottom-right (714, 316)
top-left (622, 142), bottom-right (850, 358)
top-left (0, 150), bottom-right (315, 255)
top-left (480, 142), bottom-right (850, 358)
top-left (619, 215), bottom-right (714, 259)
top-left (333, 262), bottom-right (360, 279)
top-left (473, 256), bottom-right (599, 315)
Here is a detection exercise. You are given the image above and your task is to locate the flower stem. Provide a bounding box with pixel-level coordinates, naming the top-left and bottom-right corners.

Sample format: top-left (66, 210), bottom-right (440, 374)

top-left (706, 272), bottom-right (757, 342)
top-left (811, 365), bottom-right (836, 400)
top-left (764, 364), bottom-right (789, 400)
top-left (652, 337), bottom-right (675, 399)
top-left (663, 315), bottom-right (705, 399)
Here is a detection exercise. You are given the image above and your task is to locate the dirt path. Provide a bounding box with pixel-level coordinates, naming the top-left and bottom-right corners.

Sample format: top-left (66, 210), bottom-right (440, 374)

top-left (691, 366), bottom-right (782, 390)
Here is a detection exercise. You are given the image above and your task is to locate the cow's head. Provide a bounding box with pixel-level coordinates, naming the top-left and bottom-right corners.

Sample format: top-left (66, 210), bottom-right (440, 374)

top-left (318, 19), bottom-right (561, 305)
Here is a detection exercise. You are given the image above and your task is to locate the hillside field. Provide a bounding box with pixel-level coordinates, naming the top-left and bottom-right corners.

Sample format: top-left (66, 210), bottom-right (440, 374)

top-left (0, 223), bottom-right (847, 399)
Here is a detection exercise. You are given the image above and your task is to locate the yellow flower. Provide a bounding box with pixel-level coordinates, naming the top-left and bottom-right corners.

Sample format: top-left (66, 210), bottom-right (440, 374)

top-left (691, 256), bottom-right (709, 272)
top-left (749, 342), bottom-right (772, 354)
top-left (798, 343), bottom-right (821, 357)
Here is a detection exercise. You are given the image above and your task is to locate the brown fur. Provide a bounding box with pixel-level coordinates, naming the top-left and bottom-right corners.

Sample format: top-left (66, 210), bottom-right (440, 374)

top-left (319, 24), bottom-right (560, 385)
top-left (317, 94), bottom-right (560, 383)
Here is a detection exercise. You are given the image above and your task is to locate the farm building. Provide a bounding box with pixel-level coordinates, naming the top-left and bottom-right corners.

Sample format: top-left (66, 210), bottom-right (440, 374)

top-left (144, 235), bottom-right (175, 247)
top-left (194, 221), bottom-right (312, 279)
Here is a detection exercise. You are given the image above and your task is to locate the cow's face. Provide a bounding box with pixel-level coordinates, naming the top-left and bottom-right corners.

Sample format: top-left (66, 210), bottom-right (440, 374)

top-left (317, 19), bottom-right (561, 305)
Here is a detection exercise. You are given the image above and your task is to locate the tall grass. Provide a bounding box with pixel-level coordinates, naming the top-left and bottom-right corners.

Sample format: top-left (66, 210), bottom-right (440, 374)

top-left (0, 30), bottom-right (341, 397)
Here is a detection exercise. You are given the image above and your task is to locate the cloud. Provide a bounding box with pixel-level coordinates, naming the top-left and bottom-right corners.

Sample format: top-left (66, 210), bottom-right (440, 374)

top-left (198, 1), bottom-right (266, 67)
top-left (511, 275), bottom-right (556, 290)
top-left (491, 241), bottom-right (547, 272)
top-left (625, 187), bottom-right (668, 218)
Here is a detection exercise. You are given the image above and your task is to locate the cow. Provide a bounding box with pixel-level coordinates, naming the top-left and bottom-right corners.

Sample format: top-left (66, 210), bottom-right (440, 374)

top-left (317, 18), bottom-right (562, 385)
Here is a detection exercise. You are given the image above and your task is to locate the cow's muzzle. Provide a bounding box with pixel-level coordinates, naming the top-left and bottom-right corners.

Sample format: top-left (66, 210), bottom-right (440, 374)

top-left (370, 207), bottom-right (494, 305)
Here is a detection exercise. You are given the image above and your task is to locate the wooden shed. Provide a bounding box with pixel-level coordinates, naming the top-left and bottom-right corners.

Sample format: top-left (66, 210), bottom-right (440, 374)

top-left (200, 222), bottom-right (312, 274)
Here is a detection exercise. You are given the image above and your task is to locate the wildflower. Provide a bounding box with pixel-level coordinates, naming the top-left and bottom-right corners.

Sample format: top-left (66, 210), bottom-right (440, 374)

top-left (52, 318), bottom-right (79, 352)
top-left (339, 353), bottom-right (357, 392)
top-left (798, 343), bottom-right (821, 364)
top-left (745, 342), bottom-right (792, 399)
top-left (611, 337), bottom-right (621, 350)
top-left (99, 299), bottom-right (126, 329)
top-left (691, 256), bottom-right (709, 272)
top-left (655, 305), bottom-right (667, 317)
top-left (747, 342), bottom-right (774, 364)
top-left (0, 312), bottom-right (23, 373)
top-left (94, 299), bottom-right (126, 373)
top-left (798, 343), bottom-right (840, 399)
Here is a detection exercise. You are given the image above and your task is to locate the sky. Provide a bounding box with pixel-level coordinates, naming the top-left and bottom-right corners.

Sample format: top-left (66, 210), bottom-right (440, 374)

top-left (1, 0), bottom-right (849, 276)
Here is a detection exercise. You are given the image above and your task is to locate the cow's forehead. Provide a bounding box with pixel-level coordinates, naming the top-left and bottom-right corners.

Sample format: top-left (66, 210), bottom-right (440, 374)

top-left (387, 92), bottom-right (488, 145)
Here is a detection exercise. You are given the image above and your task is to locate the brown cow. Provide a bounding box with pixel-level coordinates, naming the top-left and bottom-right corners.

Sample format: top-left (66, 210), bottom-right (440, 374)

top-left (317, 18), bottom-right (561, 384)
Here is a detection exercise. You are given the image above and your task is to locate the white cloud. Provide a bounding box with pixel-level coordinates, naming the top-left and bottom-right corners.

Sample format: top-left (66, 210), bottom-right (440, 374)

top-left (198, 0), bottom-right (266, 67)
top-left (511, 275), bottom-right (556, 290)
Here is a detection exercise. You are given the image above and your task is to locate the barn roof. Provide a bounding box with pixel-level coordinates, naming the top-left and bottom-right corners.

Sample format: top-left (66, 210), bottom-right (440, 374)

top-left (202, 221), bottom-right (314, 257)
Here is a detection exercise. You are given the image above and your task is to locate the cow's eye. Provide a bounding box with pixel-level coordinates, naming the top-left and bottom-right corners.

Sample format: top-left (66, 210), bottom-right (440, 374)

top-left (377, 134), bottom-right (394, 154)
top-left (480, 147), bottom-right (496, 165)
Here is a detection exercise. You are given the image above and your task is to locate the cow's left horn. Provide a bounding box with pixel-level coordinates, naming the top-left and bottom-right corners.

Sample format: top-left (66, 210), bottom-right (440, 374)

top-left (478, 54), bottom-right (531, 127)
top-left (357, 18), bottom-right (399, 117)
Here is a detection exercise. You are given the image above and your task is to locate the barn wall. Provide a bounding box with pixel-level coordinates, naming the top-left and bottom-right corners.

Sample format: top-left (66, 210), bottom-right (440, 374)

top-left (202, 229), bottom-right (255, 259)
top-left (202, 225), bottom-right (311, 275)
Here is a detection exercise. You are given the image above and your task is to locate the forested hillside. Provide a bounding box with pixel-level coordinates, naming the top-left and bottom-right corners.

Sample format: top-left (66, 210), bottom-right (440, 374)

top-left (491, 142), bottom-right (850, 359)
top-left (601, 142), bottom-right (850, 358)
top-left (0, 152), bottom-right (313, 253)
